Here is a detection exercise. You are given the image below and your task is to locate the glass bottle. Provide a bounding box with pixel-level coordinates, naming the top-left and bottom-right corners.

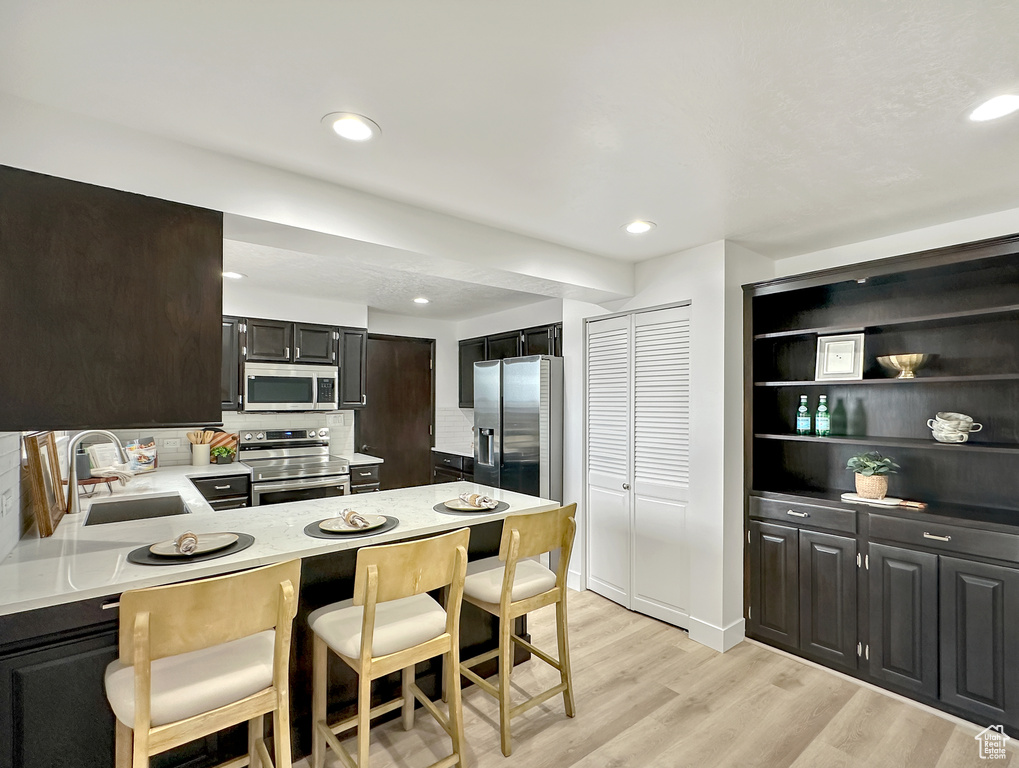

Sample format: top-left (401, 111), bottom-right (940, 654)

top-left (796, 395), bottom-right (811, 435)
top-left (815, 394), bottom-right (831, 436)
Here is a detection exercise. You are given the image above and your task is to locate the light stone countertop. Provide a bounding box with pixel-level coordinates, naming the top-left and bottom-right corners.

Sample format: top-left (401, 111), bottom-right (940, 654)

top-left (0, 471), bottom-right (555, 617)
top-left (344, 453), bottom-right (384, 466)
top-left (431, 446), bottom-right (473, 459)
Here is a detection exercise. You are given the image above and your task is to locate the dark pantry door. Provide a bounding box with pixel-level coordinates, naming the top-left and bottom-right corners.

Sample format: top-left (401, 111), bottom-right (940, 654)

top-left (356, 335), bottom-right (434, 489)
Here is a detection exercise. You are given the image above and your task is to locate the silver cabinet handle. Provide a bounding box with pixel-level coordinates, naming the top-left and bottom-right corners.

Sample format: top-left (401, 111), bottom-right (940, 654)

top-left (296, 347), bottom-right (301, 358)
top-left (358, 471), bottom-right (372, 477)
top-left (214, 485), bottom-right (231, 490)
top-left (787, 510), bottom-right (809, 518)
top-left (285, 347), bottom-right (290, 358)
top-left (361, 394), bottom-right (366, 405)
top-left (622, 483), bottom-right (630, 490)
top-left (102, 601), bottom-right (120, 610)
top-left (923, 532), bottom-right (952, 542)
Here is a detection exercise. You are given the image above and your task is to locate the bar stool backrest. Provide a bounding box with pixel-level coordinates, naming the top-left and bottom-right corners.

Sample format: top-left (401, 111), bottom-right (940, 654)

top-left (498, 503), bottom-right (577, 579)
top-left (118, 559), bottom-right (302, 662)
top-left (353, 527), bottom-right (470, 606)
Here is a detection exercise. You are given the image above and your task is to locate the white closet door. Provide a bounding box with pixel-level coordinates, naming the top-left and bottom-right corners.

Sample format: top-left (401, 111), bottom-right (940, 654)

top-left (631, 306), bottom-right (691, 626)
top-left (585, 314), bottom-right (632, 607)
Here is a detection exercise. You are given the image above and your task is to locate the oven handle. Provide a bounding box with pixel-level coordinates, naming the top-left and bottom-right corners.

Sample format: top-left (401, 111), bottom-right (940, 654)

top-left (254, 476), bottom-right (351, 493)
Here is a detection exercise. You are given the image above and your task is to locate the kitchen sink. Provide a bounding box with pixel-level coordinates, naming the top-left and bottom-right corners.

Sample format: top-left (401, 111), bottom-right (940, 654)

top-left (83, 492), bottom-right (191, 526)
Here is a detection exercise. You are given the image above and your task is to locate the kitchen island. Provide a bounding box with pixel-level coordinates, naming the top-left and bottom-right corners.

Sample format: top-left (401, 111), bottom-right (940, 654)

top-left (0, 478), bottom-right (557, 768)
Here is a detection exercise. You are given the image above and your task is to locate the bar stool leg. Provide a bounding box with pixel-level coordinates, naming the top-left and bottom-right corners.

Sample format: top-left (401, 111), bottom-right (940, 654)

top-left (447, 647), bottom-right (467, 768)
top-left (556, 598), bottom-right (576, 718)
top-left (274, 690), bottom-right (293, 768)
top-left (247, 716), bottom-right (261, 766)
top-left (311, 635), bottom-right (327, 768)
top-left (115, 719), bottom-right (131, 768)
top-left (498, 615), bottom-right (513, 757)
top-left (402, 665), bottom-right (415, 730)
top-left (357, 673), bottom-right (372, 767)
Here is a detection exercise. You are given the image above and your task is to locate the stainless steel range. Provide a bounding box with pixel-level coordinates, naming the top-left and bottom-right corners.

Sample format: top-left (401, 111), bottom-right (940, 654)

top-left (239, 427), bottom-right (350, 506)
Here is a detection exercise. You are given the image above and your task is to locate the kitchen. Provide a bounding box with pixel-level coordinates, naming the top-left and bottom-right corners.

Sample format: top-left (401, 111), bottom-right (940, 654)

top-left (3, 3), bottom-right (1019, 767)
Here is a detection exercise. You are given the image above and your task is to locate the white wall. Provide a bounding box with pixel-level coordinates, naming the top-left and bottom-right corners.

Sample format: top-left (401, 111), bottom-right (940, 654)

top-left (454, 299), bottom-right (564, 339)
top-left (224, 282), bottom-right (368, 327)
top-left (0, 434), bottom-right (24, 562)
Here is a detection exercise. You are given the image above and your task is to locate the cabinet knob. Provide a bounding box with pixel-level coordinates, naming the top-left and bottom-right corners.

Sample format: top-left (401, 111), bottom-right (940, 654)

top-left (622, 483), bottom-right (630, 490)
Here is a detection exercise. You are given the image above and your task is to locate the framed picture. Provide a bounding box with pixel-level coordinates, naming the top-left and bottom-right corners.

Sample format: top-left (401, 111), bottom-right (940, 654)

top-left (24, 431), bottom-right (67, 537)
top-left (815, 333), bottom-right (865, 381)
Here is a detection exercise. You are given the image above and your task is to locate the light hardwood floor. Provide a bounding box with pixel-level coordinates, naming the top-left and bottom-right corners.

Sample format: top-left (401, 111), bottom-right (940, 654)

top-left (298, 589), bottom-right (1013, 768)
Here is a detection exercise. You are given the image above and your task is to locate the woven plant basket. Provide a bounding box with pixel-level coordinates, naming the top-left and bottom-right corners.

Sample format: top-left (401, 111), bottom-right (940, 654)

top-left (855, 473), bottom-right (888, 500)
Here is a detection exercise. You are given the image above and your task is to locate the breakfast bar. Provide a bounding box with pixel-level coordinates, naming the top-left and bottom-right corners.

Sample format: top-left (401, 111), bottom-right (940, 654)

top-left (0, 478), bottom-right (558, 767)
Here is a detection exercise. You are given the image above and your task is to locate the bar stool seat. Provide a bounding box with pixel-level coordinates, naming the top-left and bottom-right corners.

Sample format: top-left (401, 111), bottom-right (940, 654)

top-left (105, 629), bottom-right (275, 726)
top-left (464, 558), bottom-right (556, 604)
top-left (309, 593), bottom-right (447, 659)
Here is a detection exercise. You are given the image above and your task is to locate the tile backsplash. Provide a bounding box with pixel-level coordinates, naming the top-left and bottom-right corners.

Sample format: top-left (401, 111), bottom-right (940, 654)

top-left (435, 407), bottom-right (473, 453)
top-left (99, 411), bottom-right (356, 467)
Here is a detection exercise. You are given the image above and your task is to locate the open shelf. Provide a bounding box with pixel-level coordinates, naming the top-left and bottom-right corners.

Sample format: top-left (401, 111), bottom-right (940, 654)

top-left (754, 373), bottom-right (1019, 387)
top-left (753, 303), bottom-right (1019, 340)
top-left (754, 432), bottom-right (1019, 455)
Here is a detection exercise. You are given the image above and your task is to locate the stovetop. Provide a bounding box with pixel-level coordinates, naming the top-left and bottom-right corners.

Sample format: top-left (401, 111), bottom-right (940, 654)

top-left (238, 425), bottom-right (348, 482)
top-left (243, 455), bottom-right (350, 483)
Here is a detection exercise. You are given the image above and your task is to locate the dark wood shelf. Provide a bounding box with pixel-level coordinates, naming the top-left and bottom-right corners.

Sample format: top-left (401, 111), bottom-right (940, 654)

top-left (753, 303), bottom-right (1019, 340)
top-left (754, 373), bottom-right (1019, 387)
top-left (754, 432), bottom-right (1019, 455)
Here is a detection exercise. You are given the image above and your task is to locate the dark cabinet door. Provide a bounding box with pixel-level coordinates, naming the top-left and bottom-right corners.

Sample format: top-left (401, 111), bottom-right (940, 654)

top-left (749, 521), bottom-right (799, 649)
top-left (940, 556), bottom-right (1019, 727)
top-left (221, 317), bottom-right (242, 410)
top-left (486, 331), bottom-right (522, 360)
top-left (523, 325), bottom-right (554, 356)
top-left (799, 531), bottom-right (857, 670)
top-left (552, 323), bottom-right (562, 356)
top-left (458, 338), bottom-right (487, 407)
top-left (294, 323), bottom-right (337, 365)
top-left (432, 465), bottom-right (463, 484)
top-left (245, 319), bottom-right (293, 362)
top-left (339, 328), bottom-right (368, 408)
top-left (868, 543), bottom-right (938, 699)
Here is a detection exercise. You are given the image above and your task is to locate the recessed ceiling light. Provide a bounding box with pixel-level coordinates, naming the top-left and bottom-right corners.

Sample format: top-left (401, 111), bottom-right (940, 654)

top-left (969, 95), bottom-right (1019, 122)
top-left (222, 271), bottom-right (246, 280)
top-left (413, 297), bottom-right (430, 304)
top-left (623, 220), bottom-right (656, 235)
top-left (321, 112), bottom-right (381, 141)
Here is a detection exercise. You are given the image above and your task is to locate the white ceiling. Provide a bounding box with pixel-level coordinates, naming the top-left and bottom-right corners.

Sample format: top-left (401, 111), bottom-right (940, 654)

top-left (3, 1), bottom-right (1019, 299)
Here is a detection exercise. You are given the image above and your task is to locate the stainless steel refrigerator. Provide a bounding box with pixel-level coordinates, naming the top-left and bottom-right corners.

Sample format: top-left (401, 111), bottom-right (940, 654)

top-left (473, 355), bottom-right (563, 501)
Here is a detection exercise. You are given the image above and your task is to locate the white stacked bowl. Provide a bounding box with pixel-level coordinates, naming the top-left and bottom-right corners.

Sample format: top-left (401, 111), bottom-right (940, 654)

top-left (927, 412), bottom-right (983, 443)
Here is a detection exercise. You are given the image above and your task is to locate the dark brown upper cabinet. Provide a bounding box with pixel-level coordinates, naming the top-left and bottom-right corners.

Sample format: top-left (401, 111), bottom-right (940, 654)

top-left (294, 323), bottom-right (337, 364)
top-left (457, 323), bottom-right (562, 407)
top-left (0, 165), bottom-right (223, 430)
top-left (338, 327), bottom-right (368, 408)
top-left (221, 316), bottom-right (243, 411)
top-left (486, 331), bottom-right (522, 360)
top-left (244, 318), bottom-right (294, 362)
top-left (523, 323), bottom-right (562, 356)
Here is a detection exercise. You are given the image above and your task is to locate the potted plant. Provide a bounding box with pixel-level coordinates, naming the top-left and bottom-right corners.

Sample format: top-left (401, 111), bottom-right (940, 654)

top-left (846, 451), bottom-right (899, 499)
top-left (210, 445), bottom-right (235, 465)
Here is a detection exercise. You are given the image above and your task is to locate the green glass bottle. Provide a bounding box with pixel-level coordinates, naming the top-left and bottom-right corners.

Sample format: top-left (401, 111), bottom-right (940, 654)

top-left (796, 395), bottom-right (811, 435)
top-left (815, 394), bottom-right (831, 436)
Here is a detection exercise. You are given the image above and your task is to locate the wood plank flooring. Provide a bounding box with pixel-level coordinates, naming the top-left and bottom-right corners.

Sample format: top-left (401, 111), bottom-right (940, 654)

top-left (297, 589), bottom-right (1013, 768)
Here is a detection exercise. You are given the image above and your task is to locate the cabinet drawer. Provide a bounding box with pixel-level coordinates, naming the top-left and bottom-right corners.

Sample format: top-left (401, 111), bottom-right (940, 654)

top-left (351, 464), bottom-right (380, 484)
top-left (190, 474), bottom-right (250, 500)
top-left (351, 482), bottom-right (381, 494)
top-left (750, 496), bottom-right (857, 534)
top-left (433, 452), bottom-right (464, 471)
top-left (870, 514), bottom-right (1019, 563)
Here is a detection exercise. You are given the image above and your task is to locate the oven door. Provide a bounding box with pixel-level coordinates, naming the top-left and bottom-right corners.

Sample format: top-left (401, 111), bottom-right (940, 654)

top-left (252, 475), bottom-right (351, 506)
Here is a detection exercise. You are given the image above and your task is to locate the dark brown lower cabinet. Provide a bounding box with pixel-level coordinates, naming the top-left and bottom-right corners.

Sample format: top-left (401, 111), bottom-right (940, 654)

top-left (799, 530), bottom-right (857, 670)
top-left (940, 556), bottom-right (1019, 728)
top-left (749, 522), bottom-right (799, 649)
top-left (868, 543), bottom-right (939, 700)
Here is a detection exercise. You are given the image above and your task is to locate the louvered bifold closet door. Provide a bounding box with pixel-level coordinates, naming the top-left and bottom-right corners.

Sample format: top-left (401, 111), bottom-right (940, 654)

top-left (631, 305), bottom-right (691, 626)
top-left (585, 314), bottom-right (632, 607)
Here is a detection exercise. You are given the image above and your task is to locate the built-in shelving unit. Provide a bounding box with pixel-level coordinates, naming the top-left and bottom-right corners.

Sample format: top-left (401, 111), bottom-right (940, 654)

top-left (754, 433), bottom-right (1019, 455)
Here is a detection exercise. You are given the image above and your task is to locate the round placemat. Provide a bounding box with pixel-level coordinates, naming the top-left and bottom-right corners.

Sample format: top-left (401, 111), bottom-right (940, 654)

top-left (433, 501), bottom-right (510, 515)
top-left (304, 515), bottom-right (400, 540)
top-left (127, 533), bottom-right (254, 566)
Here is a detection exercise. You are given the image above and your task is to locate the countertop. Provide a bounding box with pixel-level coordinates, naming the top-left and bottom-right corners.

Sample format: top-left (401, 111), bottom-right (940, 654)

top-left (346, 453), bottom-right (384, 466)
top-left (0, 472), bottom-right (555, 617)
top-left (431, 446), bottom-right (473, 459)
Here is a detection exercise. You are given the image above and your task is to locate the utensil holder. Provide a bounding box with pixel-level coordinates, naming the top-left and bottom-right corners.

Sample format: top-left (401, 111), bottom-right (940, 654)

top-left (191, 443), bottom-right (210, 466)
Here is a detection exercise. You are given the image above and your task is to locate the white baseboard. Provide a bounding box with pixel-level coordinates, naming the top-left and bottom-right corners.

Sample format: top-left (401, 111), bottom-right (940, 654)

top-left (687, 615), bottom-right (746, 653)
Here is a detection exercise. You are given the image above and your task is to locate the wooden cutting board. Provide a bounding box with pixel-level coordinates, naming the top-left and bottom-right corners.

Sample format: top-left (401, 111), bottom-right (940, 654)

top-left (208, 432), bottom-right (238, 451)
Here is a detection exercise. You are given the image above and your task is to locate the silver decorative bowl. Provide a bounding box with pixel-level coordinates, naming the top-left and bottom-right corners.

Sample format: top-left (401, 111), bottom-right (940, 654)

top-left (877, 353), bottom-right (930, 379)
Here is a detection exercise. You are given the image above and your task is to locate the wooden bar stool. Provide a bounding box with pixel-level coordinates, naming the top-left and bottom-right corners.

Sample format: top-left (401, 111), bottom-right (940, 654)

top-left (309, 527), bottom-right (470, 768)
top-left (458, 503), bottom-right (577, 756)
top-left (104, 559), bottom-right (302, 768)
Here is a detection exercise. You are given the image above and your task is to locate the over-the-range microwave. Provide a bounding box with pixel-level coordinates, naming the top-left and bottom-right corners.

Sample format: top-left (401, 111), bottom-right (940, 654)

top-left (242, 362), bottom-right (338, 411)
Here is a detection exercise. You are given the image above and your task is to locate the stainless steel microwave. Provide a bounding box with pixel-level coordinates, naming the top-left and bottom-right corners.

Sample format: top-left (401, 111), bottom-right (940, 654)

top-left (242, 362), bottom-right (338, 411)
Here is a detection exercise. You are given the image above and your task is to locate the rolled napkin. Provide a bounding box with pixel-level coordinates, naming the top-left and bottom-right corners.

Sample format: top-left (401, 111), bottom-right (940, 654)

top-left (175, 531), bottom-right (199, 555)
top-left (342, 508), bottom-right (371, 529)
top-left (459, 492), bottom-right (498, 509)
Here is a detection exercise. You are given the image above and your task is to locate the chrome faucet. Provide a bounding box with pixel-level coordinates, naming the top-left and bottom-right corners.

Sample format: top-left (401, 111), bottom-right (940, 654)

top-left (66, 430), bottom-right (128, 515)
